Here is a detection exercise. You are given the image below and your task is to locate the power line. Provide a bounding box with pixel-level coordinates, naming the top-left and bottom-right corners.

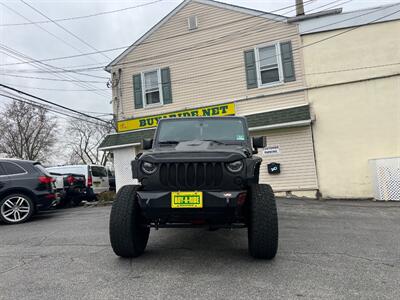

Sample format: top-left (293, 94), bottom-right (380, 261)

top-left (0, 82), bottom-right (109, 92)
top-left (20, 0), bottom-right (110, 60)
top-left (0, 45), bottom-right (127, 66)
top-left (305, 61), bottom-right (400, 75)
top-left (0, 92), bottom-right (112, 126)
top-left (0, 73), bottom-right (106, 83)
top-left (0, 0), bottom-right (319, 67)
top-left (0, 88), bottom-right (113, 124)
top-left (0, 48), bottom-right (109, 96)
top-left (0, 0), bottom-right (339, 83)
top-left (111, 1), bottom-right (396, 88)
top-left (0, 2), bottom-right (107, 69)
top-left (4, 0), bottom-right (387, 89)
top-left (2, 0), bottom-right (352, 74)
top-left (0, 84), bottom-right (111, 123)
top-left (0, 0), bottom-right (164, 26)
top-left (0, 45), bottom-right (111, 98)
top-left (185, 5), bottom-right (400, 82)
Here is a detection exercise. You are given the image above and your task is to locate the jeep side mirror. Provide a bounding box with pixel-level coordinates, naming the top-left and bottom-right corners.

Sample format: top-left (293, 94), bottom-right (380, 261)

top-left (142, 138), bottom-right (153, 150)
top-left (252, 136), bottom-right (266, 150)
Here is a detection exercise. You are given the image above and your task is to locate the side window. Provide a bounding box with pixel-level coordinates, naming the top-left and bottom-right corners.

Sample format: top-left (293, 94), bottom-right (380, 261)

top-left (91, 166), bottom-right (107, 177)
top-left (2, 162), bottom-right (26, 175)
top-left (0, 163), bottom-right (6, 176)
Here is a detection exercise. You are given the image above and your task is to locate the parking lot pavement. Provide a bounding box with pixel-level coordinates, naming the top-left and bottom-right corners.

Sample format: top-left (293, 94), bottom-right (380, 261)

top-left (1, 199), bottom-right (399, 300)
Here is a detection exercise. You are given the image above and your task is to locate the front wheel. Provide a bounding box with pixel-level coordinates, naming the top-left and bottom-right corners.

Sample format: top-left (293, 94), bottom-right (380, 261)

top-left (109, 185), bottom-right (149, 258)
top-left (247, 184), bottom-right (278, 259)
top-left (0, 194), bottom-right (34, 224)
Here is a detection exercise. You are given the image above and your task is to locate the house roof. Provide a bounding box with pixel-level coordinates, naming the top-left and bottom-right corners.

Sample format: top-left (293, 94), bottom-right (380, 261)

top-left (105, 0), bottom-right (286, 72)
top-left (98, 105), bottom-right (310, 150)
top-left (297, 2), bottom-right (400, 35)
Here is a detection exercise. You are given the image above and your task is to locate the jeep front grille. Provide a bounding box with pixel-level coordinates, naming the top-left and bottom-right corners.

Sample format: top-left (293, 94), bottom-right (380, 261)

top-left (159, 162), bottom-right (223, 189)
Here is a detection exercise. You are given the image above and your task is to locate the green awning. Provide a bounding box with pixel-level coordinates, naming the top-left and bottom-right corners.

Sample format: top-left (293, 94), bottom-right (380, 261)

top-left (246, 104), bottom-right (310, 128)
top-left (99, 105), bottom-right (310, 150)
top-left (99, 129), bottom-right (155, 150)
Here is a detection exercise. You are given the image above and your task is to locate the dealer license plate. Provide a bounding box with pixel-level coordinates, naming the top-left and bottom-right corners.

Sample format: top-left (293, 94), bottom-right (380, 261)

top-left (171, 191), bottom-right (203, 208)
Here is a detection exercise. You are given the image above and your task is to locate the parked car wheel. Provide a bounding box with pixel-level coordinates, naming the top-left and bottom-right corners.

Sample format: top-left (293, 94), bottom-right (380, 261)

top-left (109, 185), bottom-right (149, 258)
top-left (0, 193), bottom-right (34, 224)
top-left (247, 184), bottom-right (278, 259)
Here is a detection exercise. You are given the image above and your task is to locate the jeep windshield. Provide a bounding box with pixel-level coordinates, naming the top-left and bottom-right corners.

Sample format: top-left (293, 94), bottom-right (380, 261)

top-left (156, 118), bottom-right (247, 145)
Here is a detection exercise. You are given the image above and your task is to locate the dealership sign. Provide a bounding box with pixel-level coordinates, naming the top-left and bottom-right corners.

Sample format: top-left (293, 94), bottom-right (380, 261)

top-left (117, 103), bottom-right (235, 132)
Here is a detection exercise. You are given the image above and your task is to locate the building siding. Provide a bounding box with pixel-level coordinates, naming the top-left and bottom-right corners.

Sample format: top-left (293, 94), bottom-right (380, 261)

top-left (112, 1), bottom-right (307, 120)
top-left (302, 20), bottom-right (400, 198)
top-left (255, 126), bottom-right (318, 191)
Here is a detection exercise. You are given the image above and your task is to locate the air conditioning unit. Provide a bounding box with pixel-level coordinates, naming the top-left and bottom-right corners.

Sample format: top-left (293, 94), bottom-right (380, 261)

top-left (369, 157), bottom-right (400, 201)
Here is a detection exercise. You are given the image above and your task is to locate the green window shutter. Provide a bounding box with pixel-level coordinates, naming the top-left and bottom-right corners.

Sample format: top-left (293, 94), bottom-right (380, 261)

top-left (244, 49), bottom-right (258, 89)
top-left (133, 74), bottom-right (143, 109)
top-left (280, 41), bottom-right (296, 82)
top-left (161, 67), bottom-right (172, 104)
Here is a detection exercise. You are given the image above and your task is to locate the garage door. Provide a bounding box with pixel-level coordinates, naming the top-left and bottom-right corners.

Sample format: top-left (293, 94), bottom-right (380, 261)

top-left (254, 126), bottom-right (318, 192)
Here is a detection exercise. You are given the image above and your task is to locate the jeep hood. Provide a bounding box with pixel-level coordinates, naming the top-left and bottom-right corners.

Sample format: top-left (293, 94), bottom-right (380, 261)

top-left (140, 140), bottom-right (250, 163)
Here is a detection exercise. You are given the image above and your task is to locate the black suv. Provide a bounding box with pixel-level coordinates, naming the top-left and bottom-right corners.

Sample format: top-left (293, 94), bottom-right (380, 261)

top-left (0, 159), bottom-right (57, 224)
top-left (109, 117), bottom-right (278, 259)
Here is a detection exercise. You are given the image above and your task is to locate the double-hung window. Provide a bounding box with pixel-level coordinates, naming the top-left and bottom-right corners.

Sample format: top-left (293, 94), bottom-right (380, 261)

top-left (133, 67), bottom-right (172, 109)
top-left (255, 43), bottom-right (283, 86)
top-left (143, 69), bottom-right (162, 106)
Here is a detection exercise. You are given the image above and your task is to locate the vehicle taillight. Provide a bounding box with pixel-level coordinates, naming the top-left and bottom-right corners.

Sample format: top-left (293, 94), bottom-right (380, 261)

top-left (67, 175), bottom-right (75, 185)
top-left (39, 176), bottom-right (55, 184)
top-left (87, 175), bottom-right (93, 187)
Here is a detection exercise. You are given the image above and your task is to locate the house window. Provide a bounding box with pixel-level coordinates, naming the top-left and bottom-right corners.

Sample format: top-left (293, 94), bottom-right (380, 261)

top-left (255, 43), bottom-right (283, 86)
top-left (143, 69), bottom-right (162, 106)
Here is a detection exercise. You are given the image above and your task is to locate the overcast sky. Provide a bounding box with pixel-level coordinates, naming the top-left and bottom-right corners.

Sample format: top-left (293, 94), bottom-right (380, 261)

top-left (0, 0), bottom-right (398, 119)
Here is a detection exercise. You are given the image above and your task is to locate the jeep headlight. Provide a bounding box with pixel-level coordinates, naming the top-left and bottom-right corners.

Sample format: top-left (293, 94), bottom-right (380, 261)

top-left (141, 161), bottom-right (157, 174)
top-left (226, 160), bottom-right (244, 173)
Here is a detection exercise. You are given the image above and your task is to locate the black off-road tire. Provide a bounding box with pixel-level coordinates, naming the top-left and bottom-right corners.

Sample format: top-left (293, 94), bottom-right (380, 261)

top-left (109, 185), bottom-right (150, 258)
top-left (247, 184), bottom-right (278, 259)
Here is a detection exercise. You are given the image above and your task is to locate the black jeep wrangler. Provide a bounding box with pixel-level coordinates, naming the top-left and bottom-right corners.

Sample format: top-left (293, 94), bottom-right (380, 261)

top-left (109, 117), bottom-right (278, 259)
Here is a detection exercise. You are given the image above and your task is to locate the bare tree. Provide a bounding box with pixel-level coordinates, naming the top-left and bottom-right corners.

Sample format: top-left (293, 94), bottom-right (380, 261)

top-left (66, 117), bottom-right (114, 166)
top-left (0, 100), bottom-right (57, 162)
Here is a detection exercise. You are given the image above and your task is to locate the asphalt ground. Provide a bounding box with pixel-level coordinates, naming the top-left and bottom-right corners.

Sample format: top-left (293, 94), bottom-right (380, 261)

top-left (0, 198), bottom-right (399, 300)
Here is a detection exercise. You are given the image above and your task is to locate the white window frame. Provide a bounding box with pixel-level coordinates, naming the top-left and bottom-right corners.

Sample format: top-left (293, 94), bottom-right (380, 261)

top-left (254, 42), bottom-right (284, 88)
top-left (141, 68), bottom-right (163, 108)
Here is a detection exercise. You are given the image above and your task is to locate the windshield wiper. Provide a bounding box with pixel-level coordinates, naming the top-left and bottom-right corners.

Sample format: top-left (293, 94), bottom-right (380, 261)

top-left (158, 140), bottom-right (180, 145)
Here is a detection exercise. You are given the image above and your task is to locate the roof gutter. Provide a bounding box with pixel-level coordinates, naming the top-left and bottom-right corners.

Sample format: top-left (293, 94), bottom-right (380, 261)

top-left (249, 119), bottom-right (312, 132)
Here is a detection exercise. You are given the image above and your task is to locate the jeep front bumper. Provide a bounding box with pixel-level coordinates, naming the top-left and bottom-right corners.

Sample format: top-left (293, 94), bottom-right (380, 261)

top-left (136, 190), bottom-right (247, 225)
